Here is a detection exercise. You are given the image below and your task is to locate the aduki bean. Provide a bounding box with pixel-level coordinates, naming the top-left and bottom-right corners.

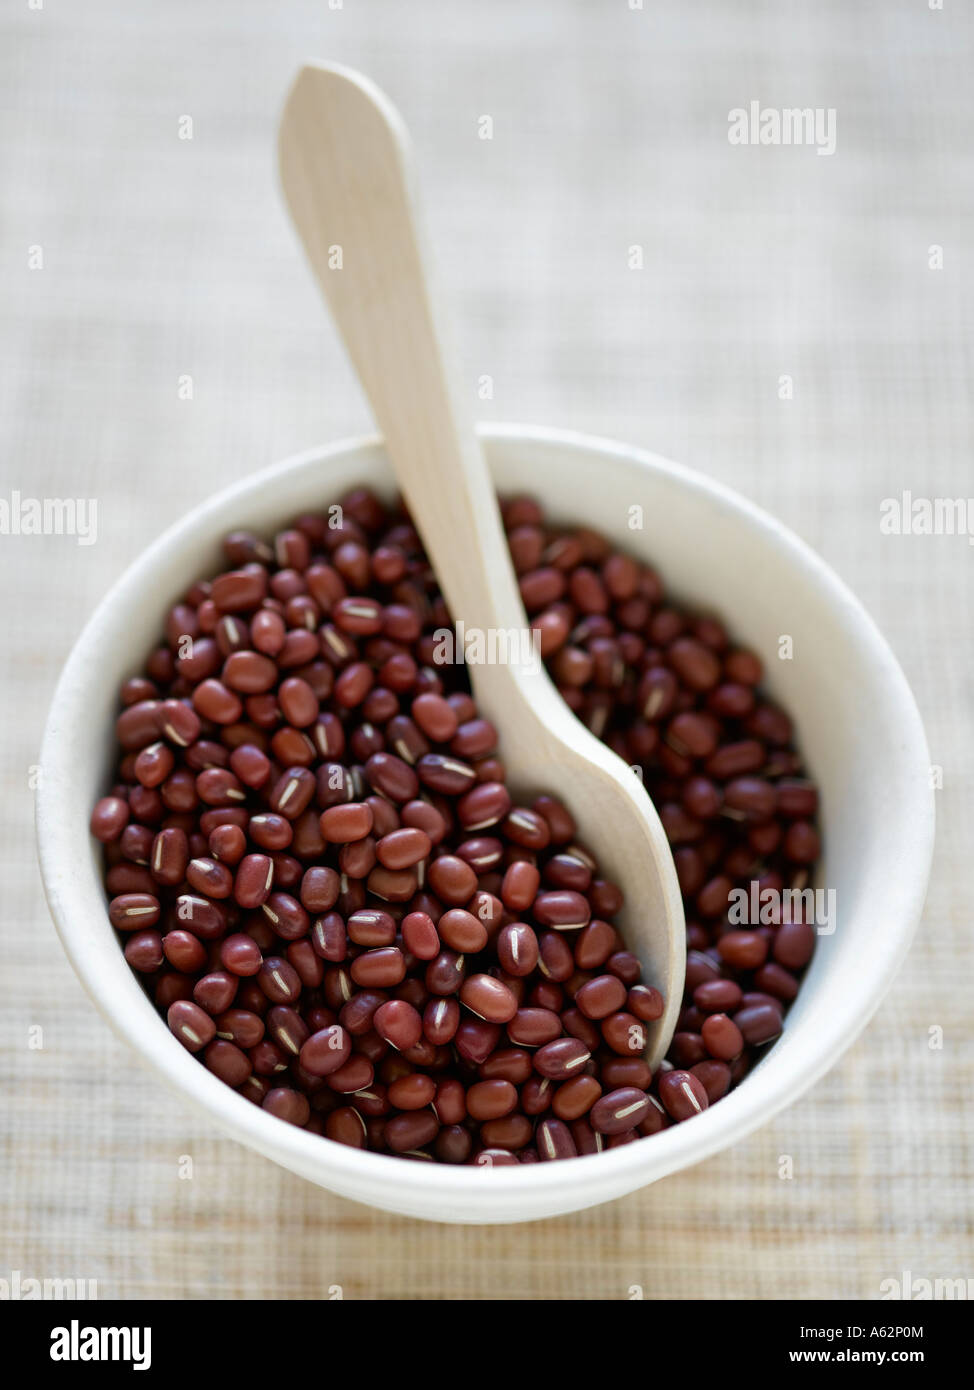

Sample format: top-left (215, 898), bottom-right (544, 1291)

top-left (385, 1110), bottom-right (439, 1153)
top-left (423, 997), bottom-right (459, 1046)
top-left (501, 860), bottom-right (540, 912)
top-left (552, 1075), bottom-right (602, 1121)
top-left (508, 1007), bottom-right (562, 1047)
top-left (536, 1117), bottom-right (577, 1161)
top-left (320, 801), bottom-right (373, 843)
top-left (347, 908), bottom-right (396, 948)
top-left (460, 974), bottom-right (518, 1024)
top-left (773, 920), bottom-right (816, 969)
top-left (533, 890), bottom-right (590, 930)
top-left (124, 929), bottom-right (163, 973)
top-left (401, 910), bottom-right (440, 960)
top-left (497, 922), bottom-right (539, 977)
top-left (691, 1059), bottom-right (732, 1103)
top-left (387, 1074), bottom-right (437, 1110)
top-left (575, 974), bottom-right (627, 1020)
top-left (734, 1002), bottom-right (783, 1046)
top-left (375, 827), bottom-right (430, 870)
top-left (167, 1000), bottom-right (216, 1052)
top-left (374, 999), bottom-right (423, 1051)
top-left (658, 1069), bottom-right (709, 1120)
top-left (533, 1037), bottom-right (591, 1080)
top-left (601, 1012), bottom-right (647, 1056)
top-left (91, 795), bottom-right (130, 842)
top-left (299, 1025), bottom-right (352, 1077)
top-left (109, 894), bottom-right (160, 929)
top-left (438, 908), bottom-right (488, 953)
top-left (701, 1012), bottom-right (744, 1060)
top-left (628, 984), bottom-right (665, 1021)
top-left (467, 1079), bottom-right (517, 1122)
top-left (479, 1047), bottom-right (533, 1085)
top-left (220, 933), bottom-right (262, 977)
top-left (718, 930), bottom-right (768, 970)
top-left (350, 947), bottom-right (406, 988)
top-left (590, 1087), bottom-right (652, 1135)
top-left (454, 1019), bottom-right (501, 1065)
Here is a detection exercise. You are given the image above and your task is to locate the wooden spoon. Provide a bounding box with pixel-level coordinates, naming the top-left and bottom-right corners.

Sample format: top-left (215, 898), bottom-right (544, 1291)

top-left (278, 62), bottom-right (684, 1065)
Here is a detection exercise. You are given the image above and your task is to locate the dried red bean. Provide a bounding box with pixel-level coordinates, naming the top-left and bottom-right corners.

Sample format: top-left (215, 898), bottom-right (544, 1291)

top-left (503, 807), bottom-right (550, 851)
top-left (320, 801), bottom-right (373, 843)
top-left (401, 910), bottom-right (440, 960)
top-left (537, 931), bottom-right (575, 982)
top-left (299, 1025), bottom-right (352, 1077)
top-left (385, 1111), bottom-right (439, 1153)
top-left (754, 961), bottom-right (799, 1001)
top-left (220, 933), bottom-right (262, 977)
top-left (257, 956), bottom-right (301, 1005)
top-left (533, 1037), bottom-right (592, 1080)
top-left (185, 856), bottom-right (233, 899)
top-left (424, 997), bottom-right (460, 1046)
top-left (425, 950), bottom-right (465, 997)
top-left (261, 892), bottom-right (309, 941)
top-left (350, 947), bottom-right (406, 989)
top-left (601, 1011), bottom-right (647, 1057)
top-left (91, 796), bottom-right (130, 842)
top-left (167, 1000), bottom-right (216, 1052)
top-left (575, 974), bottom-right (627, 1020)
top-left (701, 1013), bottom-right (744, 1061)
top-left (601, 1058), bottom-right (653, 1091)
top-left (590, 1087), bottom-right (652, 1135)
top-left (508, 1007), bottom-right (561, 1047)
top-left (691, 1060), bottom-right (732, 1104)
top-left (467, 1079), bottom-right (518, 1122)
top-left (693, 979), bottom-right (743, 1013)
top-left (454, 1019), bottom-right (501, 1065)
top-left (670, 1031), bottom-right (708, 1067)
top-left (374, 999), bottom-right (423, 1052)
top-left (497, 922), bottom-right (540, 977)
top-left (263, 1087), bottom-right (310, 1127)
top-left (325, 1106), bottom-right (368, 1149)
top-left (266, 1005), bottom-right (309, 1057)
top-left (438, 908), bottom-right (488, 954)
top-left (734, 1003), bottom-right (783, 1046)
top-left (536, 1117), bottom-right (577, 1161)
top-left (299, 866), bottom-right (340, 913)
top-left (427, 854), bottom-right (477, 905)
top-left (375, 827), bottom-right (431, 870)
top-left (109, 893), bottom-right (160, 930)
top-left (124, 929), bottom-right (164, 973)
top-left (628, 984), bottom-right (665, 1021)
top-left (718, 930), bottom-right (768, 970)
top-left (215, 1008), bottom-right (265, 1048)
top-left (460, 974), bottom-right (518, 1024)
top-left (552, 1075), bottom-right (602, 1121)
top-left (347, 908), bottom-right (397, 948)
top-left (204, 1038), bottom-right (251, 1087)
top-left (533, 890), bottom-right (590, 931)
top-left (773, 919), bottom-right (816, 969)
top-left (658, 1069), bottom-right (709, 1120)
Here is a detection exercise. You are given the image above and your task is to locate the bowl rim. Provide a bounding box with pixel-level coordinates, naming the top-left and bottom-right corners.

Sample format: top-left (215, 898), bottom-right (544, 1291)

top-left (37, 422), bottom-right (936, 1213)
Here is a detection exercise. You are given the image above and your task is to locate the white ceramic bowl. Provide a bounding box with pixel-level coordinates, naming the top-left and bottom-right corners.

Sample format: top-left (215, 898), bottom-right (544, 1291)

top-left (37, 424), bottom-right (934, 1223)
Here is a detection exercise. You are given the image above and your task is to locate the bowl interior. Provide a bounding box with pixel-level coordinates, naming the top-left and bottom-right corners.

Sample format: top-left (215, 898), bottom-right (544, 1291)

top-left (38, 426), bottom-right (934, 1222)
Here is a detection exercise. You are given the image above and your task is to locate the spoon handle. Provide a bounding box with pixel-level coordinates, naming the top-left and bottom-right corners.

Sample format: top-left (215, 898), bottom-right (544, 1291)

top-left (279, 62), bottom-right (523, 648)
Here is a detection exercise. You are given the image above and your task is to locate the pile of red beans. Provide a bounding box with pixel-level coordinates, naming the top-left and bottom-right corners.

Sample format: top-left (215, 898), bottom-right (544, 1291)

top-left (91, 487), bottom-right (819, 1165)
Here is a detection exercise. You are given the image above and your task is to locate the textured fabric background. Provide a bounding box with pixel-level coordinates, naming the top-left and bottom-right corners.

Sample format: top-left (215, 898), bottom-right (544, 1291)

top-left (2, 0), bottom-right (971, 1301)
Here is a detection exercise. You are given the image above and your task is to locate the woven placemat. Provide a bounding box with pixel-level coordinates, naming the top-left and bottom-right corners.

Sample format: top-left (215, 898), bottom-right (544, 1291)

top-left (2, 0), bottom-right (971, 1299)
